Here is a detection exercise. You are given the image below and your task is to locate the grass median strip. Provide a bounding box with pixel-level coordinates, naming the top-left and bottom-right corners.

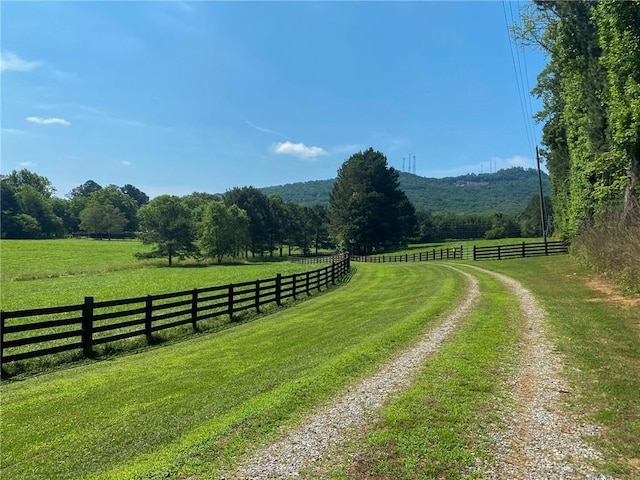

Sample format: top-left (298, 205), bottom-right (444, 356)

top-left (1, 262), bottom-right (466, 480)
top-left (309, 265), bottom-right (521, 479)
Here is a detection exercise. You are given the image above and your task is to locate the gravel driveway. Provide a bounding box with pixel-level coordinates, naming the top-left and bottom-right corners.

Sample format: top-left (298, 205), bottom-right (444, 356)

top-left (231, 265), bottom-right (612, 479)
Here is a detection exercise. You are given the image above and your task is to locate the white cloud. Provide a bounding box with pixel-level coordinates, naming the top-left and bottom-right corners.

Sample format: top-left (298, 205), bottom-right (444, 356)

top-left (19, 161), bottom-right (38, 167)
top-left (274, 141), bottom-right (328, 160)
top-left (0, 52), bottom-right (41, 72)
top-left (122, 160), bottom-right (132, 166)
top-left (26, 116), bottom-right (71, 126)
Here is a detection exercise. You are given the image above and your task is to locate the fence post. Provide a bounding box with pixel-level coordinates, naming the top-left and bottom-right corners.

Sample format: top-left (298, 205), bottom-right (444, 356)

top-left (544, 240), bottom-right (549, 256)
top-left (473, 245), bottom-right (477, 261)
top-left (191, 289), bottom-right (198, 330)
top-left (0, 311), bottom-right (5, 378)
top-left (306, 271), bottom-right (311, 295)
top-left (228, 284), bottom-right (234, 320)
top-left (82, 296), bottom-right (94, 358)
top-left (275, 274), bottom-right (282, 306)
top-left (145, 296), bottom-right (153, 343)
top-left (331, 262), bottom-right (336, 285)
top-left (293, 274), bottom-right (297, 299)
top-left (255, 280), bottom-right (261, 313)
top-left (460, 245), bottom-right (464, 260)
top-left (522, 242), bottom-right (526, 258)
top-left (498, 245), bottom-right (502, 260)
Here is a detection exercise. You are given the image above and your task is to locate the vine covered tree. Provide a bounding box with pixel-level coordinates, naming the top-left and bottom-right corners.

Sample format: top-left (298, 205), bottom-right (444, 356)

top-left (329, 148), bottom-right (416, 254)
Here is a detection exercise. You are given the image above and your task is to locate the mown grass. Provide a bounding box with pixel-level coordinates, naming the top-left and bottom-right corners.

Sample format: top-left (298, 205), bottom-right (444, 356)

top-left (476, 256), bottom-right (640, 479)
top-left (0, 239), bottom-right (158, 282)
top-left (306, 266), bottom-right (521, 479)
top-left (0, 262), bottom-right (467, 480)
top-left (0, 239), bottom-right (312, 311)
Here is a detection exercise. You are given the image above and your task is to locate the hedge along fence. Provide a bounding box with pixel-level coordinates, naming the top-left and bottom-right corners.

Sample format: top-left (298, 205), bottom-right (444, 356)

top-left (351, 246), bottom-right (466, 263)
top-left (472, 240), bottom-right (568, 260)
top-left (0, 255), bottom-right (351, 377)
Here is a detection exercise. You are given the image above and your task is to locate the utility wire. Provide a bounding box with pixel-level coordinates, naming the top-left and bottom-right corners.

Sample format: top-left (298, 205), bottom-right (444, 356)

top-left (502, 0), bottom-right (538, 159)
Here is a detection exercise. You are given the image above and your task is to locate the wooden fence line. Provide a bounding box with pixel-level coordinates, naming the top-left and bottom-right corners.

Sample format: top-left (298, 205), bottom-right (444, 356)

top-left (472, 240), bottom-right (568, 260)
top-left (288, 254), bottom-right (345, 265)
top-left (351, 246), bottom-right (466, 263)
top-left (0, 255), bottom-right (351, 376)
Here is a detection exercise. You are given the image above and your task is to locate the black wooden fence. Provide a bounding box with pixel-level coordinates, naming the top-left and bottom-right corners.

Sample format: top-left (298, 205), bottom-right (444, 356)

top-left (351, 246), bottom-right (466, 263)
top-left (472, 241), bottom-right (568, 260)
top-left (288, 254), bottom-right (345, 264)
top-left (0, 255), bottom-right (351, 376)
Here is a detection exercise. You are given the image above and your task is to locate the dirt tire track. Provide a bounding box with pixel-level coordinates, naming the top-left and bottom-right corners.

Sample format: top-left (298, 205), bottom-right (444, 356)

top-left (467, 265), bottom-right (612, 480)
top-left (232, 266), bottom-right (479, 479)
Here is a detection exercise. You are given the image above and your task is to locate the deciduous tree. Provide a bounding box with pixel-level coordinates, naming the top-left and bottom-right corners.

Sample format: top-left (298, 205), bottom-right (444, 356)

top-left (137, 195), bottom-right (196, 266)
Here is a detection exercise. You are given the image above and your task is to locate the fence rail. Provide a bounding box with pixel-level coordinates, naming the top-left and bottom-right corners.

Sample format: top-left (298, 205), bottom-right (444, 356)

top-left (472, 241), bottom-right (568, 260)
top-left (352, 246), bottom-right (465, 263)
top-left (288, 254), bottom-right (344, 264)
top-left (0, 255), bottom-right (351, 376)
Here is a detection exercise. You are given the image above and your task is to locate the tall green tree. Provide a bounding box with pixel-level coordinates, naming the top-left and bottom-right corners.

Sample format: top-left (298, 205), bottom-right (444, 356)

top-left (329, 148), bottom-right (416, 254)
top-left (595, 0), bottom-right (640, 216)
top-left (120, 184), bottom-right (150, 208)
top-left (79, 203), bottom-right (128, 239)
top-left (225, 186), bottom-right (273, 256)
top-left (87, 185), bottom-right (139, 232)
top-left (137, 195), bottom-right (196, 266)
top-left (199, 201), bottom-right (250, 263)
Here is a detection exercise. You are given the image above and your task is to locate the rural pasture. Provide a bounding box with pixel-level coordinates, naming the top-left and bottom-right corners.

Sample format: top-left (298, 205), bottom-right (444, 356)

top-left (1, 239), bottom-right (639, 479)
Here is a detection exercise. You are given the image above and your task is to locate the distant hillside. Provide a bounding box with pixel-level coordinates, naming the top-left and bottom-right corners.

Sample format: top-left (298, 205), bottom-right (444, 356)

top-left (261, 167), bottom-right (551, 214)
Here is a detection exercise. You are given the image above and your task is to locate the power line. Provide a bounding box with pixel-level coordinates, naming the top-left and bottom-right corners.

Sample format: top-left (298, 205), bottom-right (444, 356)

top-left (502, 0), bottom-right (538, 159)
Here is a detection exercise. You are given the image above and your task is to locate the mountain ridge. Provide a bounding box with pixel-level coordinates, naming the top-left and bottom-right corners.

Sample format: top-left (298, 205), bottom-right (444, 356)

top-left (260, 167), bottom-right (551, 214)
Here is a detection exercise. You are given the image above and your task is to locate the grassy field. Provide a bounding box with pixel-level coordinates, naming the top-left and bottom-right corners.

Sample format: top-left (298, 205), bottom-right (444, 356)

top-left (1, 262), bottom-right (467, 480)
top-left (0, 239), bottom-right (313, 310)
top-left (2, 239), bottom-right (638, 479)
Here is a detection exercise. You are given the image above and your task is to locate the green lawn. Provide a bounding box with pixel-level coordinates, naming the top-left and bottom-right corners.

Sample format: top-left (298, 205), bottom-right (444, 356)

top-left (0, 262), bottom-right (467, 480)
top-left (0, 239), bottom-right (312, 310)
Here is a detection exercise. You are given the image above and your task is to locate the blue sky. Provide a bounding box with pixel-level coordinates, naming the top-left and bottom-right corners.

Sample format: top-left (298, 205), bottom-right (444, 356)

top-left (1, 1), bottom-right (546, 199)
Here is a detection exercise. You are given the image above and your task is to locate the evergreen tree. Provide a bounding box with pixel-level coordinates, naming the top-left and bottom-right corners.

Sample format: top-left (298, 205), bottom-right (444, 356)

top-left (329, 148), bottom-right (416, 254)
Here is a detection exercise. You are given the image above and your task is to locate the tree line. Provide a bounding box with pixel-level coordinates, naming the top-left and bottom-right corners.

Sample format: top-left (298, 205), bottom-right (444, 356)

top-left (2, 149), bottom-right (550, 264)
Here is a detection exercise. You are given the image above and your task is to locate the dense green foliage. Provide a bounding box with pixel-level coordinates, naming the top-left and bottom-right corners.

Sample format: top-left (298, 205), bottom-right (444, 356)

top-left (328, 148), bottom-right (416, 254)
top-left (520, 0), bottom-right (640, 238)
top-left (262, 167), bottom-right (551, 214)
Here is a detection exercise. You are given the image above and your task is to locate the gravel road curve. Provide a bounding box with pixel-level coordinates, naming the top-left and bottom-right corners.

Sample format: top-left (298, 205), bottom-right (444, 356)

top-left (233, 267), bottom-right (479, 479)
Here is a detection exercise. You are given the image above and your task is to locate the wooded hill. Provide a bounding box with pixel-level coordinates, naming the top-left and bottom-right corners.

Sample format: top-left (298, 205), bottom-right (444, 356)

top-left (261, 167), bottom-right (551, 214)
